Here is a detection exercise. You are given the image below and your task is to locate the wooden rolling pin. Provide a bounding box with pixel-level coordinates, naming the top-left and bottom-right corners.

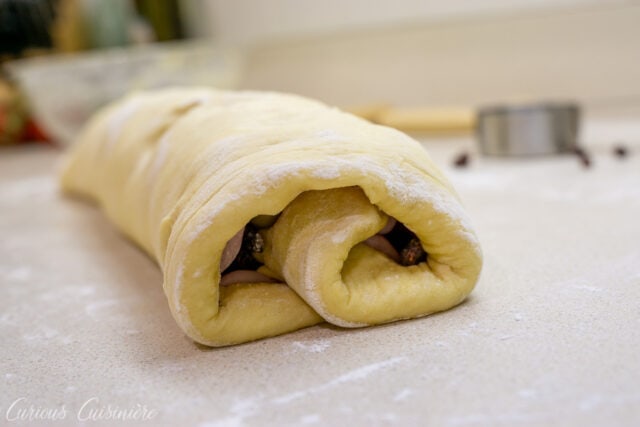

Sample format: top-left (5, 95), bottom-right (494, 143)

top-left (345, 104), bottom-right (475, 134)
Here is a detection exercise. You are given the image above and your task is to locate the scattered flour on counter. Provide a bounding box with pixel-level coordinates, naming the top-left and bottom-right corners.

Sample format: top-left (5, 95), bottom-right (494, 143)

top-left (0, 176), bottom-right (55, 202)
top-left (272, 356), bottom-right (406, 405)
top-left (593, 186), bottom-right (640, 205)
top-left (393, 388), bottom-right (414, 402)
top-left (197, 358), bottom-right (405, 426)
top-left (76, 286), bottom-right (96, 297)
top-left (199, 397), bottom-right (263, 427)
top-left (571, 284), bottom-right (605, 293)
top-left (3, 266), bottom-right (32, 281)
top-left (517, 389), bottom-right (538, 399)
top-left (157, 363), bottom-right (185, 374)
top-left (539, 188), bottom-right (581, 202)
top-left (84, 299), bottom-right (120, 317)
top-left (292, 339), bottom-right (331, 353)
top-left (447, 392), bottom-right (640, 426)
top-left (0, 312), bottom-right (16, 326)
top-left (299, 414), bottom-right (321, 424)
top-left (449, 171), bottom-right (507, 191)
top-left (578, 392), bottom-right (640, 412)
top-left (199, 418), bottom-right (244, 427)
top-left (23, 325), bottom-right (59, 341)
top-left (200, 356), bottom-right (404, 427)
top-left (555, 278), bottom-right (606, 297)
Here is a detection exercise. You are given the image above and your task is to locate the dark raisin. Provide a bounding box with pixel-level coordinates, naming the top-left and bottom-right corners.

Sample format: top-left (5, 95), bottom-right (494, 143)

top-left (571, 146), bottom-right (592, 168)
top-left (400, 238), bottom-right (427, 266)
top-left (613, 144), bottom-right (628, 159)
top-left (385, 222), bottom-right (414, 253)
top-left (453, 152), bottom-right (470, 168)
top-left (385, 222), bottom-right (428, 266)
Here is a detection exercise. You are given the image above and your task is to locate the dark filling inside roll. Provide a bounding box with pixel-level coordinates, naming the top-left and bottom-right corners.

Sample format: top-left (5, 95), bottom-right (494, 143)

top-left (219, 216), bottom-right (278, 286)
top-left (224, 223), bottom-right (264, 272)
top-left (362, 217), bottom-right (428, 265)
top-left (219, 214), bottom-right (428, 286)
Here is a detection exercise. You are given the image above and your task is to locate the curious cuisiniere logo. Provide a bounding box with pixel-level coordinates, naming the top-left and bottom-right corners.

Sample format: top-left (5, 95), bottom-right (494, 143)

top-left (4, 397), bottom-right (158, 422)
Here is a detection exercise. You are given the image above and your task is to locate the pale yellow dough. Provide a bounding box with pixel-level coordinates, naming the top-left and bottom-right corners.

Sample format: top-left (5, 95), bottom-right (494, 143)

top-left (60, 88), bottom-right (482, 346)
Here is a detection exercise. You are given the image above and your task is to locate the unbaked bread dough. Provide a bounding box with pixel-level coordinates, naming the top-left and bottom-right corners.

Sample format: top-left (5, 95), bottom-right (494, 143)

top-left (60, 88), bottom-right (482, 346)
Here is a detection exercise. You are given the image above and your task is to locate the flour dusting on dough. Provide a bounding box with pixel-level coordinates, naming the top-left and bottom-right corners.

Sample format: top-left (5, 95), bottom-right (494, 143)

top-left (331, 230), bottom-right (350, 244)
top-left (315, 129), bottom-right (349, 142)
top-left (311, 164), bottom-right (342, 179)
top-left (150, 133), bottom-right (172, 177)
top-left (173, 262), bottom-right (185, 317)
top-left (107, 97), bottom-right (142, 147)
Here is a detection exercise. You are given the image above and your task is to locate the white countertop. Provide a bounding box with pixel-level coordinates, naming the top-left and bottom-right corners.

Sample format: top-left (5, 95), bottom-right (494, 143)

top-left (1, 126), bottom-right (639, 426)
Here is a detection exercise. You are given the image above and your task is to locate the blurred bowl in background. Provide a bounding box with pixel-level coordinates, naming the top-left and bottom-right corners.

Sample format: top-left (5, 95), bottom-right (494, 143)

top-left (4, 41), bottom-right (244, 146)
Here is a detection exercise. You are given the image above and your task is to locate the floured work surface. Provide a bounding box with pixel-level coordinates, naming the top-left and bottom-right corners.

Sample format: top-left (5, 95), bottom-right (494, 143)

top-left (1, 135), bottom-right (639, 426)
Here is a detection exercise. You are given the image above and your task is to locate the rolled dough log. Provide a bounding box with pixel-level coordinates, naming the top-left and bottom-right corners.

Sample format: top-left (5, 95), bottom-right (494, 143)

top-left (60, 88), bottom-right (482, 346)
